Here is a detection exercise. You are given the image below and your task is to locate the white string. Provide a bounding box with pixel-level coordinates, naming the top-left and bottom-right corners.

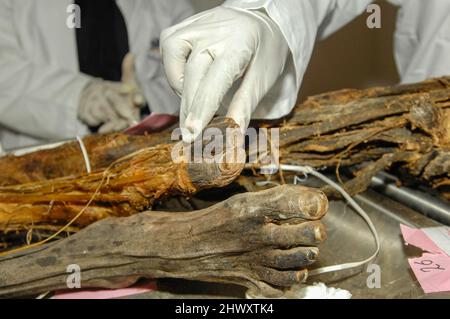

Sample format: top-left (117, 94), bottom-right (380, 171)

top-left (76, 136), bottom-right (92, 174)
top-left (260, 164), bottom-right (380, 277)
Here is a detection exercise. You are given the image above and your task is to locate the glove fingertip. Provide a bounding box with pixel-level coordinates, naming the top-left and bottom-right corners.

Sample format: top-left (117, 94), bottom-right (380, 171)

top-left (183, 113), bottom-right (204, 143)
top-left (227, 112), bottom-right (249, 135)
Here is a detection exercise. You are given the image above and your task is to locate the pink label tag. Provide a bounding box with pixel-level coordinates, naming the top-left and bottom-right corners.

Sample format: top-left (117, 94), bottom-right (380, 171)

top-left (408, 253), bottom-right (450, 294)
top-left (400, 224), bottom-right (443, 254)
top-left (52, 280), bottom-right (157, 299)
top-left (423, 226), bottom-right (450, 256)
top-left (400, 224), bottom-right (450, 294)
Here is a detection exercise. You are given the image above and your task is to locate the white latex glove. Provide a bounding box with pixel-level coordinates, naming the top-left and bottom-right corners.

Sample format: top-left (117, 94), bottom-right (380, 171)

top-left (161, 6), bottom-right (289, 142)
top-left (78, 54), bottom-right (146, 134)
top-left (78, 79), bottom-right (140, 133)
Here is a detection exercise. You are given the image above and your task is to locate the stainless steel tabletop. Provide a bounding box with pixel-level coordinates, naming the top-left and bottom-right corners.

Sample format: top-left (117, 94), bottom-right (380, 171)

top-left (124, 187), bottom-right (450, 299)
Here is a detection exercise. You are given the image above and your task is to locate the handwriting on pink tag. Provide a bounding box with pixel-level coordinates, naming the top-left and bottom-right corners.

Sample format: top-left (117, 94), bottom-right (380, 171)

top-left (400, 224), bottom-right (450, 294)
top-left (408, 253), bottom-right (450, 294)
top-left (52, 280), bottom-right (157, 299)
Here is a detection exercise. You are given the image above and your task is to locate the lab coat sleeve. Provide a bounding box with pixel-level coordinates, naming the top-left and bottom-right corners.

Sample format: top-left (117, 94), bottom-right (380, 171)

top-left (388, 0), bottom-right (450, 83)
top-left (0, 0), bottom-right (90, 141)
top-left (222, 0), bottom-right (371, 119)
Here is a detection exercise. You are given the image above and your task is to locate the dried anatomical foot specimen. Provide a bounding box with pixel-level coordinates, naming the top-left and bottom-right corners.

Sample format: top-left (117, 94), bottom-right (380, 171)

top-left (0, 118), bottom-right (244, 236)
top-left (0, 185), bottom-right (328, 298)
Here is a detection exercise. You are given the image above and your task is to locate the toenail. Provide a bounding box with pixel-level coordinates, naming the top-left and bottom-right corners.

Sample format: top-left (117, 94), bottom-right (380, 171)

top-left (307, 249), bottom-right (318, 260)
top-left (314, 225), bottom-right (324, 241)
top-left (296, 270), bottom-right (308, 283)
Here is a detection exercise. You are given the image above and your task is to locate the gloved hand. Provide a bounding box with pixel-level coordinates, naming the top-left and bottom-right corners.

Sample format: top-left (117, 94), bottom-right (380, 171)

top-left (161, 6), bottom-right (289, 142)
top-left (78, 53), bottom-right (146, 134)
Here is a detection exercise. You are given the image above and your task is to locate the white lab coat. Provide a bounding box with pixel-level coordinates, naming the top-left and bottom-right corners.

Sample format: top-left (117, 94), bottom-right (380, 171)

top-left (222, 0), bottom-right (450, 120)
top-left (0, 0), bottom-right (194, 150)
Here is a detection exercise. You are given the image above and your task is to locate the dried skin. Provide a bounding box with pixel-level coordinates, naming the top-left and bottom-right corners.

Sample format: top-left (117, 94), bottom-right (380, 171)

top-left (270, 77), bottom-right (450, 198)
top-left (0, 118), bottom-right (244, 234)
top-left (0, 185), bottom-right (328, 298)
top-left (0, 132), bottom-right (172, 186)
top-left (0, 77), bottom-right (449, 239)
top-left (0, 77), bottom-right (447, 297)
